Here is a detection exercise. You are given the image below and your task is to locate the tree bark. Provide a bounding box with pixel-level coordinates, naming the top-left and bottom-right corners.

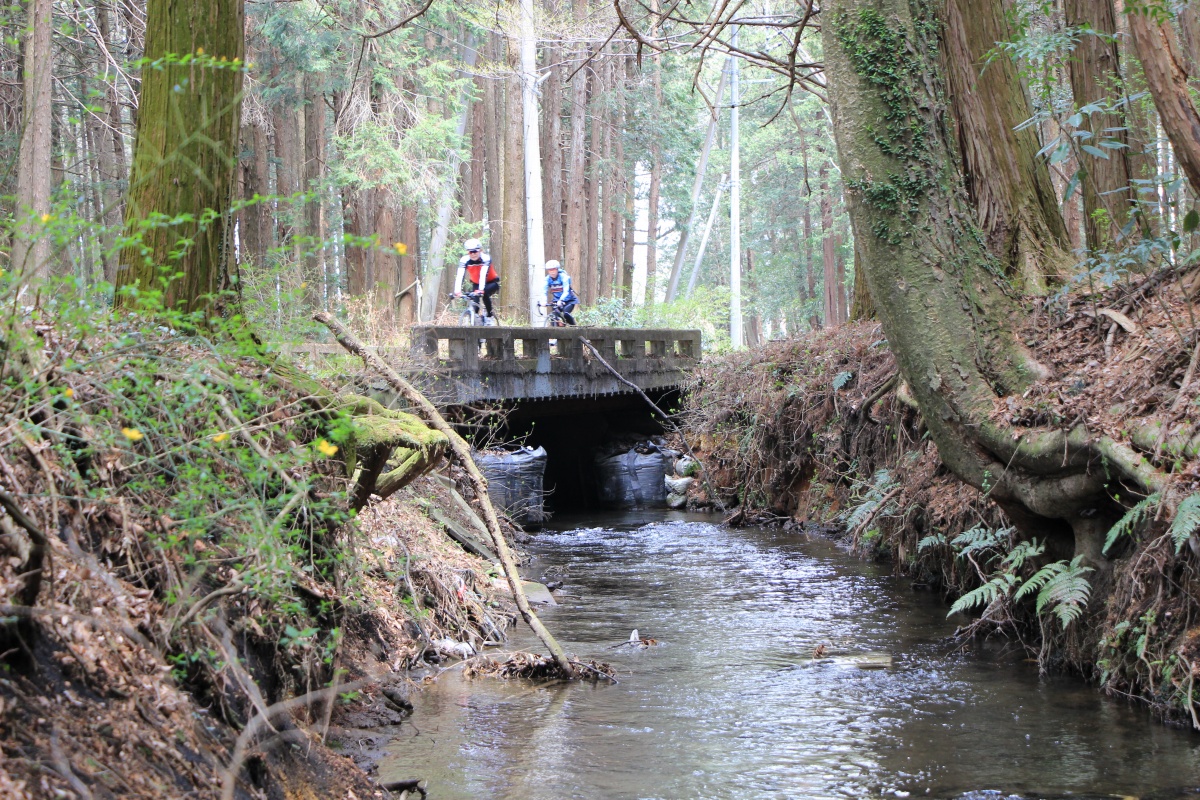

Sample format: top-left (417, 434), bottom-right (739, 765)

top-left (484, 34), bottom-right (505, 272)
top-left (565, 46), bottom-right (590, 299)
top-left (585, 67), bottom-right (601, 303)
top-left (823, 0), bottom-right (1163, 555)
top-left (240, 119), bottom-right (270, 269)
top-left (1127, 7), bottom-right (1200, 195)
top-left (943, 0), bottom-right (1073, 290)
top-left (1065, 0), bottom-right (1137, 249)
top-left (501, 43), bottom-right (528, 321)
top-left (13, 0), bottom-right (54, 285)
top-left (599, 54), bottom-right (615, 299)
top-left (820, 163), bottom-right (838, 327)
top-left (541, 41), bottom-right (564, 262)
top-left (115, 0), bottom-right (244, 315)
top-left (303, 74), bottom-right (326, 307)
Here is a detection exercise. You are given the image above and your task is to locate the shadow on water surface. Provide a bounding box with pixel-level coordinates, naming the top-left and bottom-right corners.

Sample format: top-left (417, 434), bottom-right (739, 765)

top-left (375, 511), bottom-right (1200, 800)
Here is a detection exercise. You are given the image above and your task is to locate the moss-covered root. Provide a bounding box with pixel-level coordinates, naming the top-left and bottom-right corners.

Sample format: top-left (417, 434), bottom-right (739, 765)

top-left (262, 352), bottom-right (448, 507)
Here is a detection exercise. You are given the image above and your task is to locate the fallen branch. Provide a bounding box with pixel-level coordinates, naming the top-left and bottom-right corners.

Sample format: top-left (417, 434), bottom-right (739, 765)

top-left (578, 336), bottom-right (727, 511)
top-left (313, 311), bottom-right (574, 679)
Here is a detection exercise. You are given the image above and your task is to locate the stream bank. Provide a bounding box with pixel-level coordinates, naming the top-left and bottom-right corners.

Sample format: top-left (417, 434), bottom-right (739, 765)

top-left (682, 315), bottom-right (1200, 727)
top-left (0, 316), bottom-right (517, 798)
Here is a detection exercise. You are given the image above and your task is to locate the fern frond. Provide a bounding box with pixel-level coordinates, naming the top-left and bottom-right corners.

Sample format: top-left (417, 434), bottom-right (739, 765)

top-left (1102, 492), bottom-right (1161, 555)
top-left (1013, 558), bottom-right (1065, 604)
top-left (948, 574), bottom-right (1016, 617)
top-left (1035, 556), bottom-right (1093, 629)
top-left (1168, 493), bottom-right (1200, 554)
top-left (917, 533), bottom-right (946, 552)
top-left (1004, 538), bottom-right (1045, 572)
top-left (951, 525), bottom-right (1012, 560)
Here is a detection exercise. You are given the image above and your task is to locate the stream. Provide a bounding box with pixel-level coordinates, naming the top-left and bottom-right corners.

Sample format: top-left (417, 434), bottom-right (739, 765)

top-left (377, 511), bottom-right (1200, 799)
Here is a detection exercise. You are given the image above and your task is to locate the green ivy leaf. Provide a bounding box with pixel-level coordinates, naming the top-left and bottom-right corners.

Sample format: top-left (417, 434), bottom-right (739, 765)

top-left (1184, 209), bottom-right (1199, 234)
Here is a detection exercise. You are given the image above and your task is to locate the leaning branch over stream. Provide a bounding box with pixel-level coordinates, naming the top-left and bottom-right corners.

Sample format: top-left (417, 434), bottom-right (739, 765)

top-left (314, 311), bottom-right (576, 678)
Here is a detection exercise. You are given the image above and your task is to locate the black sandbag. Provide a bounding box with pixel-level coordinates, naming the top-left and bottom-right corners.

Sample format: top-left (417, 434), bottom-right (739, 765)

top-left (595, 446), bottom-right (668, 509)
top-left (473, 446), bottom-right (547, 527)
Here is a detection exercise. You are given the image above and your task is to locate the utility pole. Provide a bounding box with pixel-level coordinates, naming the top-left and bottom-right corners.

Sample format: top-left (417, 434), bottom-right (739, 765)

top-left (729, 31), bottom-right (743, 348)
top-left (520, 0), bottom-right (546, 322)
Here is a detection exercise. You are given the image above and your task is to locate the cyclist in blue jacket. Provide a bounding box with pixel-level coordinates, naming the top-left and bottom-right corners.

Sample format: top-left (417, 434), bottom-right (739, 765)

top-left (542, 260), bottom-right (578, 325)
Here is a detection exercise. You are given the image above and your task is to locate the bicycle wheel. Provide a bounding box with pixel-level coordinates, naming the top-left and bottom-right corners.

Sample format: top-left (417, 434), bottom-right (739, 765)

top-left (458, 307), bottom-right (475, 326)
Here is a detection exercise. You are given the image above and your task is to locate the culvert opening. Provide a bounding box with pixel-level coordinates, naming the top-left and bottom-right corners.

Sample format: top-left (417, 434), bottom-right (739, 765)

top-left (462, 390), bottom-right (679, 517)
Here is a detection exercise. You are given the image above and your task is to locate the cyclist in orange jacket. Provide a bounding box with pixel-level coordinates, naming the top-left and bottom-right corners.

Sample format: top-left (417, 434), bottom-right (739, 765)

top-left (452, 238), bottom-right (500, 320)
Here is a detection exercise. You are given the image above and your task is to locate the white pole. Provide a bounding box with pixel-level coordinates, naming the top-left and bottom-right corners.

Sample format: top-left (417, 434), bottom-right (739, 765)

top-left (666, 58), bottom-right (730, 303)
top-left (729, 31), bottom-right (743, 348)
top-left (520, 0), bottom-right (546, 322)
top-left (685, 176), bottom-right (727, 298)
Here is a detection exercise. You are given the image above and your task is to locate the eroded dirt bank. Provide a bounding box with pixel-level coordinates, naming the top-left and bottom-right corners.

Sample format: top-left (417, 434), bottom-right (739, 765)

top-left (0, 318), bottom-right (519, 798)
top-left (683, 276), bottom-right (1200, 726)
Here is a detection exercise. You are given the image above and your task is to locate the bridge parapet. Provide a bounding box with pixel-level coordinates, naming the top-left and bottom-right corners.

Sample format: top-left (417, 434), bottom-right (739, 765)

top-left (411, 326), bottom-right (701, 403)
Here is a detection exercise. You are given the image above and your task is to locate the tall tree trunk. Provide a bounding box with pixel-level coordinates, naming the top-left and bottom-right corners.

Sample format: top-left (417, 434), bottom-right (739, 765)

top-left (585, 64), bottom-right (601, 303)
top-left (501, 44), bottom-right (528, 321)
top-left (943, 0), bottom-right (1073, 291)
top-left (565, 45), bottom-right (589, 299)
top-left (484, 34), bottom-right (505, 272)
top-left (303, 74), bottom-right (326, 308)
top-left (820, 163), bottom-right (838, 327)
top-left (1127, 7), bottom-right (1200, 196)
top-left (612, 54), bottom-right (628, 300)
top-left (824, 0), bottom-right (1158, 555)
top-left (12, 0), bottom-right (54, 284)
top-left (115, 0), bottom-right (244, 315)
top-left (599, 55), bottom-right (615, 299)
top-left (1065, 0), bottom-right (1137, 249)
top-left (272, 100), bottom-right (299, 263)
top-left (541, 40), bottom-right (564, 262)
top-left (240, 119), bottom-right (269, 269)
top-left (467, 94), bottom-right (485, 226)
top-left (344, 188), bottom-right (372, 296)
top-left (373, 188), bottom-right (399, 324)
top-left (96, 0), bottom-right (126, 283)
top-left (622, 189), bottom-right (635, 302)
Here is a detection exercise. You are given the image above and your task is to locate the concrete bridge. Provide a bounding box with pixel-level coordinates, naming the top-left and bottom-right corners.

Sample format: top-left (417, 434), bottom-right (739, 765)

top-left (408, 325), bottom-right (702, 405)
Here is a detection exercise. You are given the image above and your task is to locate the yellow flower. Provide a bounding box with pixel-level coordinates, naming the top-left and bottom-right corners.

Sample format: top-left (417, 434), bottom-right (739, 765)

top-left (63, 387), bottom-right (74, 398)
top-left (122, 427), bottom-right (144, 442)
top-left (196, 47), bottom-right (204, 55)
top-left (300, 281), bottom-right (308, 289)
top-left (211, 432), bottom-right (229, 443)
top-left (316, 439), bottom-right (338, 457)
top-left (40, 213), bottom-right (53, 223)
top-left (393, 242), bottom-right (408, 255)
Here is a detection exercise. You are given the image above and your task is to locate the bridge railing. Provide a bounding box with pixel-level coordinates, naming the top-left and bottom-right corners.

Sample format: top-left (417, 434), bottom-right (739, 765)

top-left (410, 326), bottom-right (702, 372)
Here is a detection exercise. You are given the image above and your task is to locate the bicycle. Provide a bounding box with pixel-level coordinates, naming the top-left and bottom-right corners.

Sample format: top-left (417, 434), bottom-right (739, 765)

top-left (452, 291), bottom-right (497, 327)
top-left (538, 301), bottom-right (574, 328)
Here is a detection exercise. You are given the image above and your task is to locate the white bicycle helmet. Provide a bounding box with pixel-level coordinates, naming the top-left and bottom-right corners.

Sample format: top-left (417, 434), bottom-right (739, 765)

top-left (464, 238), bottom-right (483, 252)
top-left (545, 259), bottom-right (561, 271)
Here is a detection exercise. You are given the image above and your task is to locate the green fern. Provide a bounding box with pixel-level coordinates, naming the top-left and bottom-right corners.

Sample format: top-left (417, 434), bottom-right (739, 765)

top-left (1005, 538), bottom-right (1044, 571)
top-left (1034, 556), bottom-right (1094, 629)
top-left (1102, 492), bottom-right (1161, 555)
top-left (948, 573), bottom-right (1018, 617)
top-left (917, 532), bottom-right (946, 552)
top-left (951, 525), bottom-right (1012, 561)
top-left (1168, 493), bottom-right (1200, 554)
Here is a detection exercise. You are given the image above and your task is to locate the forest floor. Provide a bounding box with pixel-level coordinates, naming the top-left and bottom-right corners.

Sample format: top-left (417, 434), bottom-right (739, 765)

top-left (0, 314), bottom-right (527, 799)
top-left (682, 266), bottom-right (1200, 725)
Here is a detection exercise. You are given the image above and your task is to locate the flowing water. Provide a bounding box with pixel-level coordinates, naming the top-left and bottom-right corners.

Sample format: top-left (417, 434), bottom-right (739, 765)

top-left (378, 511), bottom-right (1200, 800)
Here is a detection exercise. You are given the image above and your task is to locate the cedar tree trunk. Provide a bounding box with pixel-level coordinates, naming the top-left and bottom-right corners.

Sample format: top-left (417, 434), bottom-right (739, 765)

top-left (115, 0), bottom-right (245, 315)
